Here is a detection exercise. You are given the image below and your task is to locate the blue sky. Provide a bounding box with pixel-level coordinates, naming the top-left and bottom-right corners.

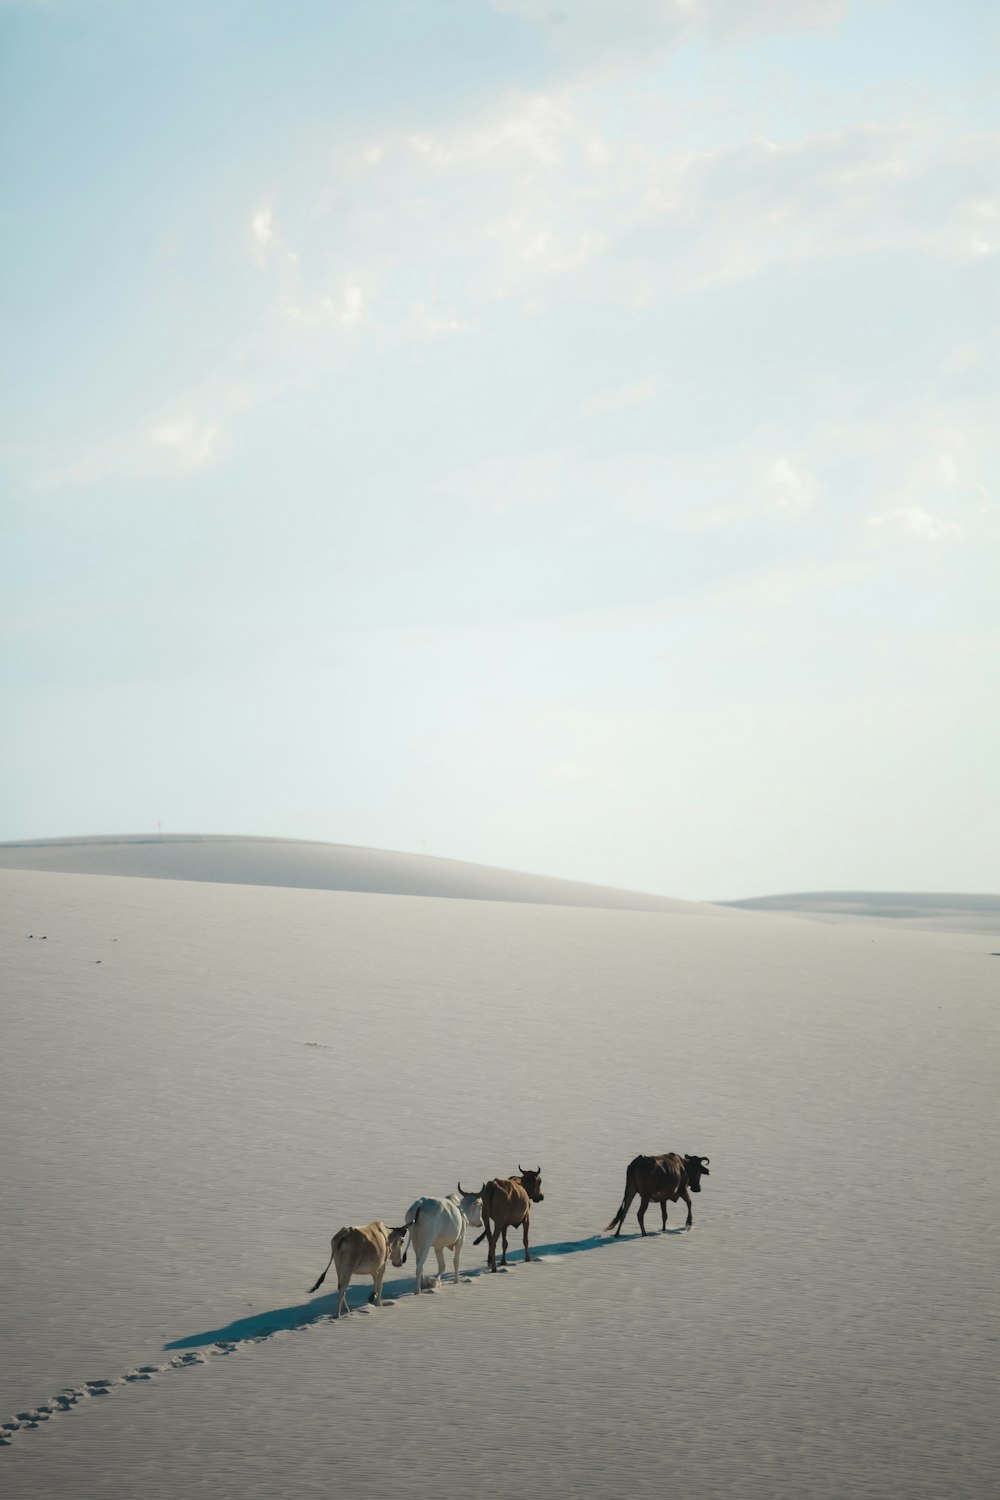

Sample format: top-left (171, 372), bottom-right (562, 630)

top-left (2, 0), bottom-right (997, 897)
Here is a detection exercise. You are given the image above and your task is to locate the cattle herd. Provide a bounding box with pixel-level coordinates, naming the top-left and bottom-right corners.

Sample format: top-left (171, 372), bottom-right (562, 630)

top-left (308, 1151), bottom-right (711, 1318)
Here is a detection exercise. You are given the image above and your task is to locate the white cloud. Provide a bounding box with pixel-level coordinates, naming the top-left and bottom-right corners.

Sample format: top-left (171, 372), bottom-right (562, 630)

top-left (150, 419), bottom-right (221, 470)
top-left (867, 506), bottom-right (964, 541)
top-left (36, 409), bottom-right (227, 492)
top-left (949, 634), bottom-right (1000, 656)
top-left (252, 207), bottom-right (275, 246)
top-left (319, 279), bottom-right (366, 327)
top-left (411, 301), bottom-right (470, 337)
top-left (278, 103), bottom-right (998, 326)
top-left (765, 456), bottom-right (815, 510)
top-left (249, 203), bottom-right (301, 277)
top-left (491, 0), bottom-right (846, 74)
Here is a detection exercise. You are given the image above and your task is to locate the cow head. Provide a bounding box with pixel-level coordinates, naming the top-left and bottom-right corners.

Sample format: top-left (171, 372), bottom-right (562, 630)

top-left (517, 1165), bottom-right (544, 1202)
top-left (456, 1183), bottom-right (484, 1229)
top-left (387, 1224), bottom-right (410, 1267)
top-left (684, 1155), bottom-right (710, 1192)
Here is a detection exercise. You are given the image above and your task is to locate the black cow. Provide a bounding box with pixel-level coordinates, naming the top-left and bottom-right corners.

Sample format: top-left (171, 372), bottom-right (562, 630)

top-left (604, 1152), bottom-right (710, 1235)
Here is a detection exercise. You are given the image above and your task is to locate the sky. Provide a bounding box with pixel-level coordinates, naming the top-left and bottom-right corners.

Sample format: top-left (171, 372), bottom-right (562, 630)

top-left (1, 0), bottom-right (997, 900)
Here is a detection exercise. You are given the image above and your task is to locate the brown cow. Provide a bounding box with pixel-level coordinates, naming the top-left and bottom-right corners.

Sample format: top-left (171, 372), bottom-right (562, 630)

top-left (307, 1220), bottom-right (409, 1317)
top-left (604, 1153), bottom-right (710, 1235)
top-left (473, 1166), bottom-right (544, 1272)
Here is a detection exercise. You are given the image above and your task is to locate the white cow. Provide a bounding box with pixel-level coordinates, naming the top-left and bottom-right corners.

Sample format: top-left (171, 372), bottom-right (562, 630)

top-left (393, 1186), bottom-right (483, 1293)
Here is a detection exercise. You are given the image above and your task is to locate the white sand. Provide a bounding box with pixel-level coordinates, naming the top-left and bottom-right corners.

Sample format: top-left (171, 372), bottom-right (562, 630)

top-left (2, 864), bottom-right (997, 1499)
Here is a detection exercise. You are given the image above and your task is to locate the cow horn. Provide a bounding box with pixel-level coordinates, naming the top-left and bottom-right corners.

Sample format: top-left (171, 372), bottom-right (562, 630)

top-left (536, 1165), bottom-right (541, 1176)
top-left (700, 1157), bottom-right (710, 1165)
top-left (457, 1182), bottom-right (475, 1198)
top-left (518, 1164), bottom-right (525, 1175)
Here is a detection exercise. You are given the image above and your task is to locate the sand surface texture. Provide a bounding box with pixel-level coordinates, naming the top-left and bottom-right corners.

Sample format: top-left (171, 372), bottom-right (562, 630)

top-left (2, 863), bottom-right (997, 1499)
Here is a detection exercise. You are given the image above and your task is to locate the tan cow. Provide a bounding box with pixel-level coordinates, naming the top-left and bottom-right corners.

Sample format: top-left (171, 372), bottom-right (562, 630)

top-left (306, 1220), bottom-right (409, 1317)
top-left (473, 1166), bottom-right (544, 1272)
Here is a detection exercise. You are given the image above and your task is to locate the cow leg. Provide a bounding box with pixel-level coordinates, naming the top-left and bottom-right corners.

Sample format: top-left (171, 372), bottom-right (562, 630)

top-left (679, 1184), bottom-right (694, 1229)
top-left (452, 1242), bottom-right (462, 1285)
top-left (500, 1226), bottom-right (509, 1266)
top-left (336, 1272), bottom-right (351, 1319)
top-left (522, 1218), bottom-right (531, 1263)
top-left (637, 1196), bottom-right (652, 1236)
top-left (660, 1200), bottom-right (668, 1231)
top-left (434, 1245), bottom-right (447, 1279)
top-left (372, 1267), bottom-right (385, 1307)
top-left (414, 1246), bottom-right (428, 1293)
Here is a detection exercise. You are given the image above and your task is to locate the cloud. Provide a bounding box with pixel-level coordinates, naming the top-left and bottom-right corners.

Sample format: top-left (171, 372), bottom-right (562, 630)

top-left (611, 127), bottom-right (1000, 295)
top-left (249, 203), bottom-right (301, 280)
top-left (37, 412), bottom-right (226, 492)
top-left (150, 419), bottom-right (221, 470)
top-left (867, 506), bottom-right (964, 541)
top-left (492, 0), bottom-right (846, 75)
top-left (949, 634), bottom-right (1000, 656)
top-left (410, 301), bottom-right (470, 337)
top-left (833, 401), bottom-right (994, 544)
top-left (252, 207), bottom-right (275, 248)
top-left (764, 456), bottom-right (815, 511)
top-left (257, 96), bottom-right (999, 340)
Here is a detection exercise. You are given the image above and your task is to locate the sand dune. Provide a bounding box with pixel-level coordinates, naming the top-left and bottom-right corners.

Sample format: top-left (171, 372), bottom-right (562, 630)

top-left (2, 864), bottom-right (996, 1499)
top-left (721, 890), bottom-right (1000, 935)
top-left (0, 833), bottom-right (712, 914)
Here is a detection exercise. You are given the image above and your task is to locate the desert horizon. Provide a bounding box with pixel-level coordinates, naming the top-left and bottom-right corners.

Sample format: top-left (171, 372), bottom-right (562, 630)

top-left (2, 830), bottom-right (997, 932)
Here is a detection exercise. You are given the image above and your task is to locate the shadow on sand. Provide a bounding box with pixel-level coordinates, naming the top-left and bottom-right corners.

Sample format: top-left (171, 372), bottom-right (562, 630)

top-left (164, 1227), bottom-right (687, 1351)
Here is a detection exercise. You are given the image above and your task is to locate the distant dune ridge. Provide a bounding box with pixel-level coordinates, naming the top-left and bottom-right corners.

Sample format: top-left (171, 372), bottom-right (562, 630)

top-left (721, 890), bottom-right (1000, 935)
top-left (0, 836), bottom-right (995, 933)
top-left (0, 833), bottom-right (706, 914)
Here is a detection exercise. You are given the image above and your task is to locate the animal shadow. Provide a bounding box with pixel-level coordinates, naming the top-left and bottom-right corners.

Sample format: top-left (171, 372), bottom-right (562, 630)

top-left (164, 1228), bottom-right (658, 1350)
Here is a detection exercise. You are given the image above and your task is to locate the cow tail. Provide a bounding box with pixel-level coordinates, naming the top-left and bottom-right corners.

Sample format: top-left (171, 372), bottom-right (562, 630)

top-left (603, 1198), bottom-right (627, 1234)
top-left (603, 1172), bottom-right (632, 1233)
top-left (307, 1235), bottom-right (340, 1294)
